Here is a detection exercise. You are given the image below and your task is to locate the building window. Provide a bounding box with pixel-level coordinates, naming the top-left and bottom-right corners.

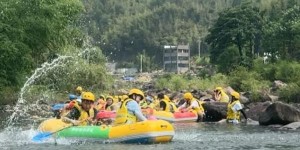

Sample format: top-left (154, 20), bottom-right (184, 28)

top-left (178, 64), bottom-right (188, 67)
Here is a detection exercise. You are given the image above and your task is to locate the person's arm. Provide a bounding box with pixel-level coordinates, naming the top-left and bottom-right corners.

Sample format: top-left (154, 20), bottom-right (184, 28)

top-left (62, 108), bottom-right (81, 125)
top-left (215, 92), bottom-right (221, 101)
top-left (127, 101), bottom-right (147, 121)
top-left (187, 101), bottom-right (199, 110)
top-left (178, 102), bottom-right (186, 110)
top-left (231, 102), bottom-right (244, 124)
top-left (240, 109), bottom-right (248, 120)
top-left (232, 102), bottom-right (243, 112)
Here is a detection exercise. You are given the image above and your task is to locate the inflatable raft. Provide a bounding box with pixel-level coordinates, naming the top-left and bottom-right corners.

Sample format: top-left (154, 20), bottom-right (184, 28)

top-left (37, 118), bottom-right (174, 144)
top-left (96, 110), bottom-right (116, 120)
top-left (153, 110), bottom-right (198, 122)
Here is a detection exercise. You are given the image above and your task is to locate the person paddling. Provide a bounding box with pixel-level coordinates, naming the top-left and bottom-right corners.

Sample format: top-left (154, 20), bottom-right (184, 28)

top-left (62, 92), bottom-right (96, 126)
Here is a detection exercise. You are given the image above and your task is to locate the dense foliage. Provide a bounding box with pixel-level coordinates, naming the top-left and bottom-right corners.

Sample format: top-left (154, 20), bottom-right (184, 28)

top-left (1, 0), bottom-right (300, 104)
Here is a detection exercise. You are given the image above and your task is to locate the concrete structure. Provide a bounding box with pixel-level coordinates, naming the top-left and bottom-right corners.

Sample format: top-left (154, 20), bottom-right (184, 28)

top-left (163, 44), bottom-right (190, 73)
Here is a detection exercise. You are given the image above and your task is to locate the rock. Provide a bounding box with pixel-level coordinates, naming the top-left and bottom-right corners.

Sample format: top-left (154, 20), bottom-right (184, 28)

top-left (243, 91), bottom-right (277, 103)
top-left (202, 102), bottom-right (227, 122)
top-left (246, 102), bottom-right (272, 121)
top-left (279, 122), bottom-right (300, 130)
top-left (240, 94), bottom-right (250, 104)
top-left (224, 86), bottom-right (235, 95)
top-left (272, 80), bottom-right (287, 90)
top-left (268, 124), bottom-right (283, 128)
top-left (259, 102), bottom-right (300, 126)
top-left (268, 94), bottom-right (279, 102)
top-left (246, 119), bottom-right (259, 125)
top-left (199, 95), bottom-right (213, 101)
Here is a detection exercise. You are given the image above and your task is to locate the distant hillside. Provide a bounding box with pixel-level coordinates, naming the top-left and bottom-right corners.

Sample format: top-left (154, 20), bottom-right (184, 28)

top-left (81, 0), bottom-right (294, 65)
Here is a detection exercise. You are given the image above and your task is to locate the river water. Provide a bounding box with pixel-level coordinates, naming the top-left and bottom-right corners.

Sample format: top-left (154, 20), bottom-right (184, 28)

top-left (1, 121), bottom-right (300, 150)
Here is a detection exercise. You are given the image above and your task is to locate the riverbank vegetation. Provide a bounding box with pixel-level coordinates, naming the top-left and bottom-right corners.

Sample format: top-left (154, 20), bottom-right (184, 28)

top-left (1, 0), bottom-right (300, 105)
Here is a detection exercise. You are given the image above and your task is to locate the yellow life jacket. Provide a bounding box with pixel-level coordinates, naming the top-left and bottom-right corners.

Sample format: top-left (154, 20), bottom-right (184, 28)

top-left (226, 100), bottom-right (241, 120)
top-left (187, 99), bottom-right (204, 114)
top-left (220, 91), bottom-right (230, 103)
top-left (105, 104), bottom-right (113, 111)
top-left (95, 99), bottom-right (106, 111)
top-left (153, 97), bottom-right (160, 105)
top-left (114, 99), bottom-right (137, 126)
top-left (73, 102), bottom-right (95, 126)
top-left (169, 102), bottom-right (178, 113)
top-left (147, 103), bottom-right (155, 109)
top-left (161, 99), bottom-right (171, 112)
top-left (139, 100), bottom-right (148, 109)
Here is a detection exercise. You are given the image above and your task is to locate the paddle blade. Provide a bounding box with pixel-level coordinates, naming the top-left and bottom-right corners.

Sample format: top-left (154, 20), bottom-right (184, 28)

top-left (32, 132), bottom-right (52, 142)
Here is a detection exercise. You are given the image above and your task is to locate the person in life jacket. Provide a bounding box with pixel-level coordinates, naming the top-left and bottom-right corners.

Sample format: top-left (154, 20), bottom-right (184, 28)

top-left (213, 87), bottom-right (229, 103)
top-left (62, 91), bottom-right (96, 126)
top-left (178, 92), bottom-right (205, 122)
top-left (58, 94), bottom-right (79, 118)
top-left (73, 86), bottom-right (83, 103)
top-left (145, 96), bottom-right (155, 109)
top-left (52, 94), bottom-right (78, 119)
top-left (105, 96), bottom-right (117, 111)
top-left (95, 95), bottom-right (106, 111)
top-left (226, 91), bottom-right (248, 124)
top-left (114, 88), bottom-right (147, 126)
top-left (115, 95), bottom-right (128, 109)
top-left (168, 95), bottom-right (179, 113)
top-left (157, 93), bottom-right (171, 112)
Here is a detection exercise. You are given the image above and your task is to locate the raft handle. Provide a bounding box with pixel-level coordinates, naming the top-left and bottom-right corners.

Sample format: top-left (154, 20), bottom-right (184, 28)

top-left (160, 125), bottom-right (168, 128)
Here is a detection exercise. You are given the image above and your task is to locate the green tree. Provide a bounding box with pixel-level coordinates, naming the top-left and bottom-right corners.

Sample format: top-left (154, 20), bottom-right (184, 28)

top-left (206, 4), bottom-right (263, 71)
top-left (263, 5), bottom-right (300, 61)
top-left (0, 0), bottom-right (84, 104)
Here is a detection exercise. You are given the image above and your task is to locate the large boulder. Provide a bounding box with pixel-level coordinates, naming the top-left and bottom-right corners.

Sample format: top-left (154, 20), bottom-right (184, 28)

top-left (245, 102), bottom-right (272, 121)
top-left (202, 102), bottom-right (227, 122)
top-left (259, 102), bottom-right (300, 125)
top-left (279, 122), bottom-right (300, 130)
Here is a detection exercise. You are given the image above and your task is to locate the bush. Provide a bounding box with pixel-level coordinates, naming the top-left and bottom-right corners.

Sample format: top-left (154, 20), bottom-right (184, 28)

top-left (253, 60), bottom-right (300, 83)
top-left (228, 66), bottom-right (271, 92)
top-left (194, 73), bottom-right (228, 90)
top-left (154, 74), bottom-right (188, 91)
top-left (273, 61), bottom-right (300, 83)
top-left (0, 86), bottom-right (18, 105)
top-left (279, 83), bottom-right (300, 103)
top-left (154, 73), bottom-right (228, 91)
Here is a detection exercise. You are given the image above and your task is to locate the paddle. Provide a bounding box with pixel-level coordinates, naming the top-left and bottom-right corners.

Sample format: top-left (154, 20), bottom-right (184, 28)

top-left (32, 125), bottom-right (73, 142)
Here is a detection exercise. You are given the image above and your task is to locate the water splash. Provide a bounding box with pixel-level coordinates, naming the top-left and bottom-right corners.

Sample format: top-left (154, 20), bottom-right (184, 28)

top-left (6, 43), bottom-right (106, 128)
top-left (7, 55), bottom-right (73, 127)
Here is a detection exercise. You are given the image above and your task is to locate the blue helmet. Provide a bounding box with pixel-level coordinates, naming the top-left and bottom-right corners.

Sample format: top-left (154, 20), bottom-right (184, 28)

top-left (146, 96), bottom-right (153, 102)
top-left (69, 94), bottom-right (77, 100)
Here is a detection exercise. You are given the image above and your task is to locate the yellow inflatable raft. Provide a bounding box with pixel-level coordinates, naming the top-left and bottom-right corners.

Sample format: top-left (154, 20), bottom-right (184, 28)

top-left (37, 118), bottom-right (174, 144)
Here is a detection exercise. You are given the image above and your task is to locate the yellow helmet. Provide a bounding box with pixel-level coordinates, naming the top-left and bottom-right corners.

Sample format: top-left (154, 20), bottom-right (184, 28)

top-left (231, 91), bottom-right (240, 99)
top-left (215, 87), bottom-right (223, 91)
top-left (76, 86), bottom-right (83, 92)
top-left (183, 92), bottom-right (193, 100)
top-left (121, 95), bottom-right (129, 101)
top-left (129, 88), bottom-right (144, 99)
top-left (164, 95), bottom-right (171, 102)
top-left (82, 92), bottom-right (95, 101)
top-left (106, 96), bottom-right (114, 101)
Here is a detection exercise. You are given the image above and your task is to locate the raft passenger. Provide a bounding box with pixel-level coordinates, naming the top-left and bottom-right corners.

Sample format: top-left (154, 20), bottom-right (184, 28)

top-left (114, 88), bottom-right (147, 126)
top-left (62, 92), bottom-right (96, 126)
top-left (178, 92), bottom-right (205, 122)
